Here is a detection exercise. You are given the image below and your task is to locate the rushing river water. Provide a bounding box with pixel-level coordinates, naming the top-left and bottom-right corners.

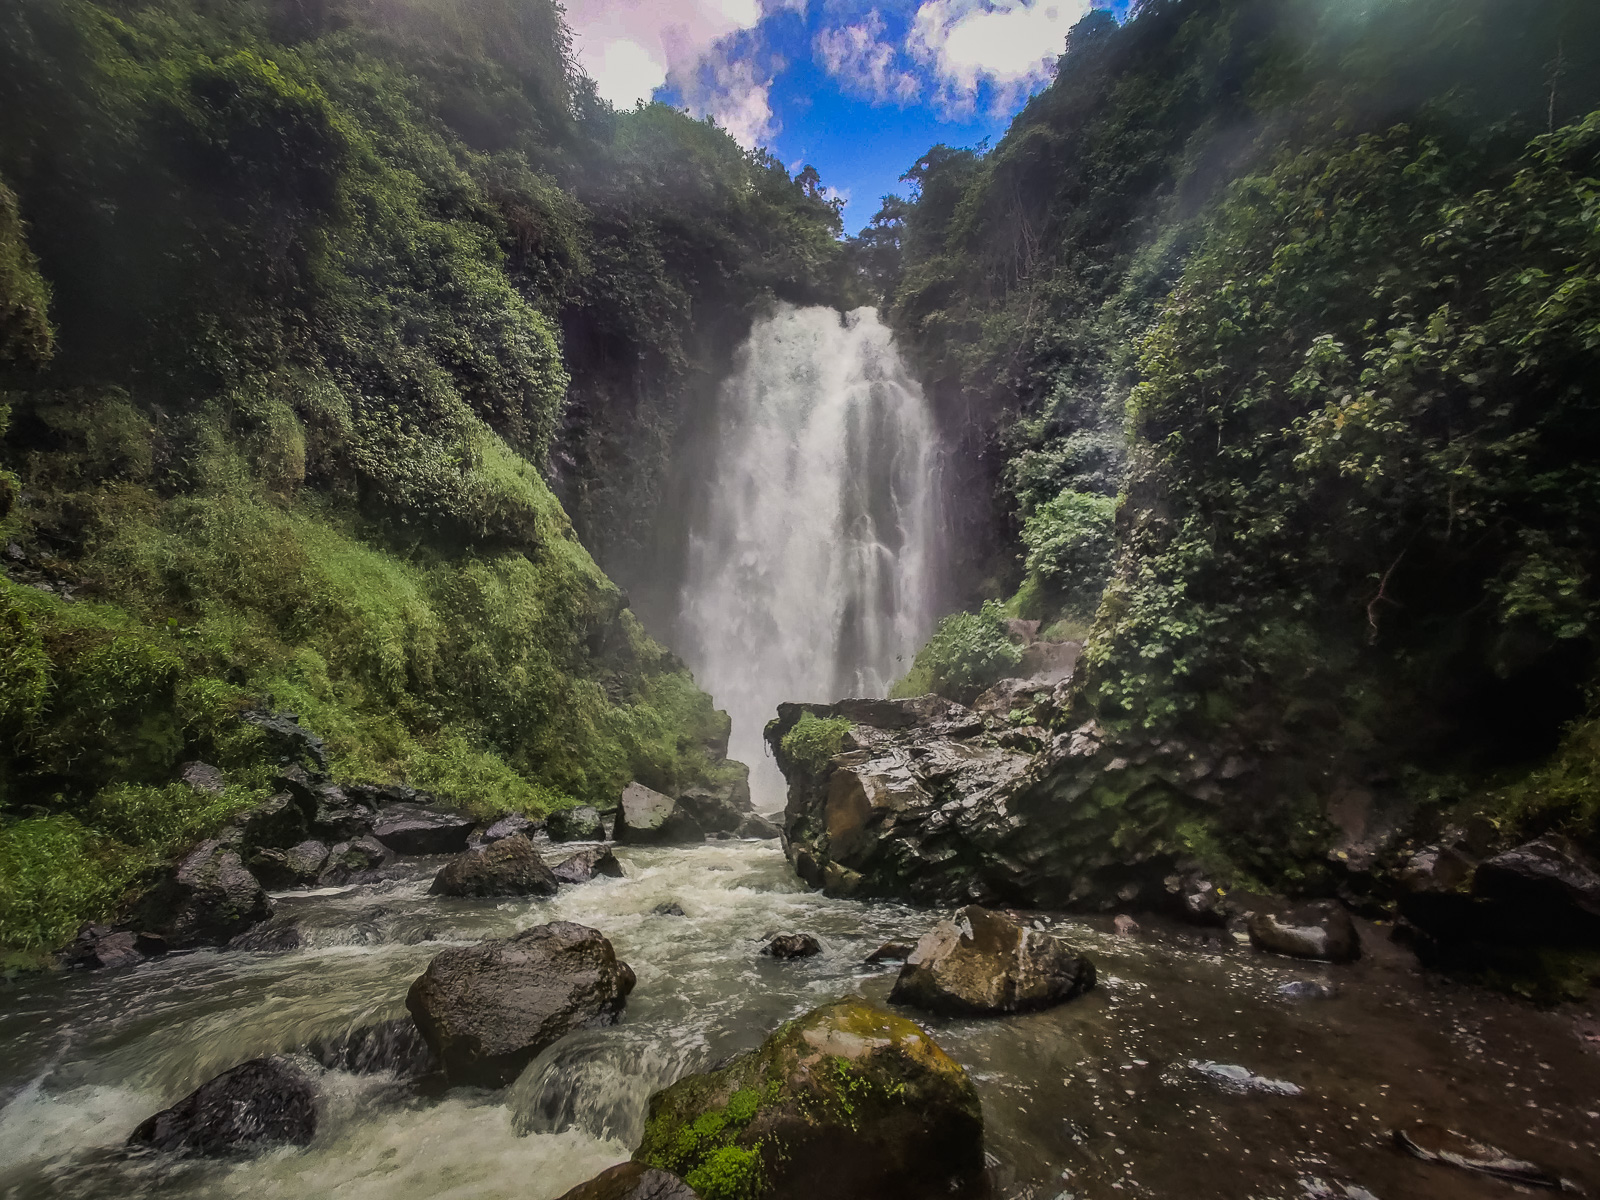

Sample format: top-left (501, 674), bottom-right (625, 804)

top-left (2, 838), bottom-right (1597, 1200)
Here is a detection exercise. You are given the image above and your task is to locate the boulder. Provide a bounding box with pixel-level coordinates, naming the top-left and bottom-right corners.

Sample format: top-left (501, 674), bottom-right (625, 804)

top-left (228, 920), bottom-right (303, 953)
top-left (372, 810), bottom-right (476, 856)
top-left (1113, 915), bottom-right (1140, 937)
top-left (236, 793), bottom-right (308, 852)
top-left (59, 923), bottom-right (162, 969)
top-left (888, 906), bottom-right (1095, 1016)
top-left (734, 812), bottom-right (781, 840)
top-left (128, 1057), bottom-right (317, 1156)
top-left (762, 934), bottom-right (820, 960)
top-left (557, 1163), bottom-right (699, 1200)
top-left (635, 998), bottom-right (984, 1200)
top-left (1473, 835), bottom-right (1600, 941)
top-left (654, 902), bottom-right (687, 917)
top-left (320, 837), bottom-right (390, 885)
top-left (138, 839), bottom-right (273, 948)
top-left (552, 847), bottom-right (624, 884)
top-left (405, 922), bottom-right (636, 1086)
top-left (480, 814), bottom-right (541, 844)
top-left (306, 1017), bottom-right (433, 1077)
top-left (548, 804), bottom-right (606, 842)
top-left (615, 783), bottom-right (704, 845)
top-left (178, 761), bottom-right (226, 795)
top-left (864, 940), bottom-right (915, 965)
top-left (430, 834), bottom-right (560, 898)
top-left (1248, 901), bottom-right (1361, 963)
top-left (674, 772), bottom-right (754, 834)
top-left (240, 709), bottom-right (329, 774)
top-left (249, 839), bottom-right (330, 889)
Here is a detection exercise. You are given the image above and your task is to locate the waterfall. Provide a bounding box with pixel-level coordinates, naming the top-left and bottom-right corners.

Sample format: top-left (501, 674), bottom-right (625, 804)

top-left (678, 303), bottom-right (943, 810)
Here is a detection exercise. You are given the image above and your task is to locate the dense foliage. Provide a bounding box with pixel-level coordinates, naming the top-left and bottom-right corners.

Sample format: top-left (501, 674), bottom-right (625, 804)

top-left (0, 0), bottom-right (846, 956)
top-left (891, 600), bottom-right (1023, 701)
top-left (881, 0), bottom-right (1600, 869)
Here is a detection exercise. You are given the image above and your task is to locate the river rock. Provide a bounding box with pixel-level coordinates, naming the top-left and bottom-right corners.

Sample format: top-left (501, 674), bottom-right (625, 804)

top-left (1248, 901), bottom-right (1361, 963)
top-left (615, 782), bottom-right (705, 845)
top-left (480, 814), bottom-right (541, 843)
top-left (320, 836), bottom-right (390, 884)
top-left (405, 922), bottom-right (636, 1086)
top-left (634, 998), bottom-right (984, 1200)
top-left (249, 839), bottom-right (330, 889)
top-left (674, 772), bottom-right (754, 834)
top-left (228, 919), bottom-right (303, 953)
top-left (306, 1017), bottom-right (433, 1077)
top-left (552, 847), bottom-right (624, 884)
top-left (138, 838), bottom-right (273, 948)
top-left (864, 940), bottom-right (915, 965)
top-left (430, 834), bottom-right (560, 897)
top-left (128, 1057), bottom-right (317, 1156)
top-left (762, 933), bottom-right (820, 959)
top-left (236, 793), bottom-right (308, 851)
top-left (373, 809), bottom-right (476, 855)
top-left (59, 923), bottom-right (162, 969)
top-left (557, 1162), bottom-right (700, 1200)
top-left (888, 906), bottom-right (1095, 1016)
top-left (548, 804), bottom-right (606, 842)
top-left (735, 812), bottom-right (781, 839)
top-left (1473, 835), bottom-right (1600, 941)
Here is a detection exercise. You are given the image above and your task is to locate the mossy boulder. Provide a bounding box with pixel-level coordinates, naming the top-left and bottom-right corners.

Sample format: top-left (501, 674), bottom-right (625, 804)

top-left (634, 998), bottom-right (984, 1200)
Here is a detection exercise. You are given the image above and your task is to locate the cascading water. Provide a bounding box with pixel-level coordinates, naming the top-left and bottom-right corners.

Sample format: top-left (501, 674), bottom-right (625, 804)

top-left (678, 304), bottom-right (943, 809)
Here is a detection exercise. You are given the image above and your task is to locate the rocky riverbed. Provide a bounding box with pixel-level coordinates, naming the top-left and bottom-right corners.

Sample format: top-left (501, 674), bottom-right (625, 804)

top-left (1, 836), bottom-right (1597, 1199)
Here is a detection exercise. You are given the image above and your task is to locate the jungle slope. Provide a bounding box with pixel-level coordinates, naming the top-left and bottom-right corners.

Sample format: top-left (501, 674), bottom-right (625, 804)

top-left (867, 0), bottom-right (1600, 940)
top-left (0, 0), bottom-right (849, 963)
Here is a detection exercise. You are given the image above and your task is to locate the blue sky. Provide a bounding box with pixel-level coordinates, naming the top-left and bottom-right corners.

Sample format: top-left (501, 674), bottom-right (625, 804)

top-left (563, 0), bottom-right (1131, 234)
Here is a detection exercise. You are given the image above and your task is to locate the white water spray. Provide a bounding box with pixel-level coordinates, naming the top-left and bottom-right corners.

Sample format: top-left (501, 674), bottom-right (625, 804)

top-left (679, 304), bottom-right (943, 809)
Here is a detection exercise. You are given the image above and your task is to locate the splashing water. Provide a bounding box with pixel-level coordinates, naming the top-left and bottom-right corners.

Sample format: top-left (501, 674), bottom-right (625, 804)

top-left (679, 304), bottom-right (943, 808)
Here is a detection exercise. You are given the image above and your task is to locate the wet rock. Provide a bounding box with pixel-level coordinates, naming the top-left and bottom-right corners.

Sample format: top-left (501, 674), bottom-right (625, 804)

top-left (673, 769), bottom-right (754, 835)
top-left (653, 902), bottom-right (687, 917)
top-left (615, 782), bottom-right (705, 845)
top-left (1474, 835), bottom-right (1600, 940)
top-left (1248, 901), bottom-right (1361, 963)
top-left (763, 933), bottom-right (820, 959)
top-left (128, 1057), bottom-right (317, 1157)
top-left (480, 814), bottom-right (541, 843)
top-left (178, 761), bottom-right (226, 795)
top-left (548, 804), bottom-right (605, 842)
top-left (634, 998), bottom-right (984, 1200)
top-left (1399, 844), bottom-right (1476, 894)
top-left (430, 834), bottom-right (560, 897)
top-left (734, 812), bottom-right (781, 839)
top-left (240, 709), bottom-right (329, 774)
top-left (556, 1162), bottom-right (699, 1200)
top-left (864, 940), bottom-right (915, 965)
top-left (1165, 870), bottom-right (1228, 926)
top-left (553, 847), bottom-right (625, 884)
top-left (59, 923), bottom-right (159, 969)
top-left (236, 793), bottom-right (309, 852)
top-left (405, 922), bottom-right (636, 1087)
top-left (1278, 979), bottom-right (1340, 1000)
top-left (1189, 1060), bottom-right (1302, 1095)
top-left (320, 836), bottom-right (390, 884)
top-left (249, 839), bottom-right (329, 889)
top-left (889, 906), bottom-right (1094, 1016)
top-left (138, 838), bottom-right (273, 948)
top-left (1394, 1123), bottom-right (1568, 1189)
top-left (306, 1017), bottom-right (432, 1077)
top-left (373, 809), bottom-right (476, 856)
top-left (1113, 914), bottom-right (1140, 937)
top-left (228, 919), bottom-right (303, 953)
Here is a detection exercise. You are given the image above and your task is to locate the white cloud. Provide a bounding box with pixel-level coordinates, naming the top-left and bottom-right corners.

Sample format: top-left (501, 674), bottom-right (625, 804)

top-left (814, 10), bottom-right (921, 103)
top-left (681, 49), bottom-right (780, 148)
top-left (909, 0), bottom-right (1090, 114)
top-left (564, 0), bottom-right (766, 108)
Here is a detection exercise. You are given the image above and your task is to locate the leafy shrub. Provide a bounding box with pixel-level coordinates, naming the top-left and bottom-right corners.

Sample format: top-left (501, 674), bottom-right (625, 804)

top-left (780, 713), bottom-right (852, 774)
top-left (895, 601), bottom-right (1023, 700)
top-left (1020, 489), bottom-right (1116, 608)
top-left (0, 818), bottom-right (145, 953)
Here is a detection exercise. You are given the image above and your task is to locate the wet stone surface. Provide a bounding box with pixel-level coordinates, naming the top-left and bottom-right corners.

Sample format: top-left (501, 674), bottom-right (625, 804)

top-left (0, 841), bottom-right (1596, 1200)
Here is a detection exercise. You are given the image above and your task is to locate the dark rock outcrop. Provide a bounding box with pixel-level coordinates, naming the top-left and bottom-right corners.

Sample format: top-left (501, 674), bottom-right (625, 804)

top-left (673, 768), bottom-right (754, 835)
top-left (1474, 835), bottom-right (1600, 938)
top-left (634, 998), bottom-right (985, 1200)
top-left (734, 812), bottom-right (781, 839)
top-left (888, 906), bottom-right (1094, 1015)
top-left (320, 837), bottom-right (390, 884)
top-left (405, 922), bottom-right (636, 1086)
top-left (480, 814), bottom-right (541, 844)
top-left (306, 1017), bottom-right (433, 1077)
top-left (430, 834), bottom-right (560, 898)
top-left (548, 805), bottom-right (606, 842)
top-left (762, 934), bottom-right (820, 959)
top-left (236, 793), bottom-right (309, 852)
top-left (128, 1057), bottom-right (316, 1157)
top-left (552, 847), bottom-right (624, 884)
top-left (249, 839), bottom-right (330, 889)
top-left (136, 838), bottom-right (273, 948)
top-left (615, 782), bottom-right (704, 845)
top-left (178, 761), bottom-right (226, 795)
top-left (240, 710), bottom-right (329, 774)
top-left (1248, 901), bottom-right (1361, 963)
top-left (373, 809), bottom-right (477, 856)
top-left (557, 1163), bottom-right (699, 1200)
top-left (59, 923), bottom-right (163, 969)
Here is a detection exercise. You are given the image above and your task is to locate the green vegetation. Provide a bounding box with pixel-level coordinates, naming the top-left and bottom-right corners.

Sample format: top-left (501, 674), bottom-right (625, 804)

top-left (880, 0), bottom-right (1600, 870)
top-left (0, 0), bottom-right (850, 957)
top-left (778, 713), bottom-right (853, 774)
top-left (891, 600), bottom-right (1022, 700)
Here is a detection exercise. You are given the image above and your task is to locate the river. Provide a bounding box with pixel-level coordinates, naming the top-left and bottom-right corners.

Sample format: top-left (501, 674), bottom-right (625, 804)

top-left (1, 837), bottom-right (1596, 1199)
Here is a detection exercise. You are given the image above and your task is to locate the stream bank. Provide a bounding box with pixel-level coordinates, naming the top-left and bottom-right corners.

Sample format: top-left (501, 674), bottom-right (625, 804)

top-left (1, 838), bottom-right (1596, 1199)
